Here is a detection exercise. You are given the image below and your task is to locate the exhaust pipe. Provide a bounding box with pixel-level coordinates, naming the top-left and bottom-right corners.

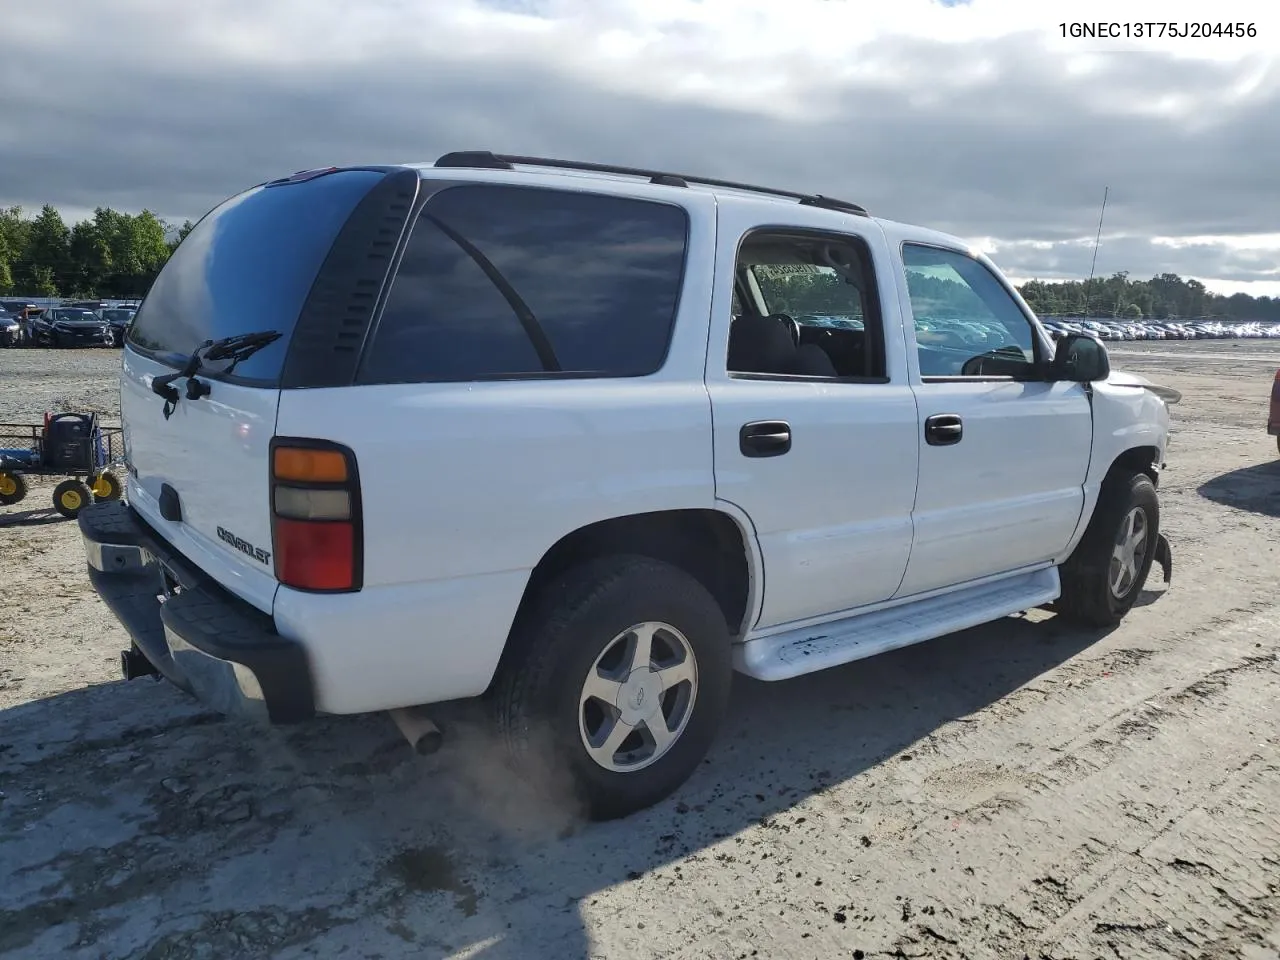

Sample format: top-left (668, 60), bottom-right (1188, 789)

top-left (389, 707), bottom-right (443, 755)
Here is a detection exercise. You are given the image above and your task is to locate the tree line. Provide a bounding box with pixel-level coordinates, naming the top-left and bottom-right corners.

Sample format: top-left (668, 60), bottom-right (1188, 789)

top-left (2, 204), bottom-right (1277, 322)
top-left (0, 205), bottom-right (195, 300)
top-left (762, 264), bottom-right (1280, 323)
top-left (1018, 271), bottom-right (1280, 322)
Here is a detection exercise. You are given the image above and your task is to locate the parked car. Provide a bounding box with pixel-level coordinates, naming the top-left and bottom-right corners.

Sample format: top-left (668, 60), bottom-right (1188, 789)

top-left (31, 307), bottom-right (114, 348)
top-left (0, 310), bottom-right (22, 347)
top-left (79, 153), bottom-right (1176, 820)
top-left (98, 307), bottom-right (137, 345)
top-left (0, 301), bottom-right (41, 344)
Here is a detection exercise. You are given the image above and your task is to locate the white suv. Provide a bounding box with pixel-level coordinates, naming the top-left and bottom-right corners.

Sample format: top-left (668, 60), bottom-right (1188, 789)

top-left (80, 152), bottom-right (1174, 819)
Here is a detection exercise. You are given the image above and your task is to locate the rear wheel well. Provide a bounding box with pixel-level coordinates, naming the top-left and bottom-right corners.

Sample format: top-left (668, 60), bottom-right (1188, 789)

top-left (1110, 445), bottom-right (1160, 485)
top-left (502, 510), bottom-right (752, 670)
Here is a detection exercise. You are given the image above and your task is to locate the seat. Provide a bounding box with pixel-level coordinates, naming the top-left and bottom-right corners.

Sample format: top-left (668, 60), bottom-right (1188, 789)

top-left (729, 313), bottom-right (840, 378)
top-left (728, 314), bottom-right (798, 376)
top-left (791, 342), bottom-right (838, 377)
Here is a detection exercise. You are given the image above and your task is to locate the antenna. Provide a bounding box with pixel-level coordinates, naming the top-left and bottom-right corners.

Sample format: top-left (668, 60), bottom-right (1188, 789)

top-left (1082, 186), bottom-right (1109, 318)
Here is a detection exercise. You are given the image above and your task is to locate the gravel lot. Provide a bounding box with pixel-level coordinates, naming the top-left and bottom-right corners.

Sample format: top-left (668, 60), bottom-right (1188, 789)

top-left (2, 343), bottom-right (1279, 960)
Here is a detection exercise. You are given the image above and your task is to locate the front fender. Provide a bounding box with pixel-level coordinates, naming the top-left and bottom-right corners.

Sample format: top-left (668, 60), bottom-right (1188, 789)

top-left (1058, 374), bottom-right (1172, 560)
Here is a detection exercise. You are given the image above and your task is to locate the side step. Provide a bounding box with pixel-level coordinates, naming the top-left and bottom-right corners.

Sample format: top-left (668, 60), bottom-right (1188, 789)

top-left (734, 567), bottom-right (1060, 681)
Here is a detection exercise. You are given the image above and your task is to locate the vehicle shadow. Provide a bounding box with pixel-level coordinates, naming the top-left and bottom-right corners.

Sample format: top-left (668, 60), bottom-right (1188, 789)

top-left (1197, 459), bottom-right (1280, 518)
top-left (0, 505), bottom-right (67, 527)
top-left (1132, 583), bottom-right (1169, 609)
top-left (0, 613), bottom-right (1109, 960)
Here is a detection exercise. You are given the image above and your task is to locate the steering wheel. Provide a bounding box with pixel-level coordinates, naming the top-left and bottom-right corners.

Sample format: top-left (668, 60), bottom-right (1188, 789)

top-left (960, 345), bottom-right (1029, 377)
top-left (766, 313), bottom-right (802, 346)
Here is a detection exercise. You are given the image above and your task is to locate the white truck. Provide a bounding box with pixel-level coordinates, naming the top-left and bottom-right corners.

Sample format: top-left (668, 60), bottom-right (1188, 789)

top-left (80, 152), bottom-right (1174, 820)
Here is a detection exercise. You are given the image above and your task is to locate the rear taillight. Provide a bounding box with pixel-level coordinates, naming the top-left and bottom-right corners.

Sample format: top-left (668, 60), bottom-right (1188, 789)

top-left (270, 439), bottom-right (362, 592)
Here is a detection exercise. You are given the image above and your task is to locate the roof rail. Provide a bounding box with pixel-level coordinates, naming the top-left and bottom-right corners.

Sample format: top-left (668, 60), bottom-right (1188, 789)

top-left (433, 151), bottom-right (869, 217)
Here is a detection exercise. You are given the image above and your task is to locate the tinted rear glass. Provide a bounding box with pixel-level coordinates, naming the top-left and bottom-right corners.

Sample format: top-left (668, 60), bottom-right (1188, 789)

top-left (358, 184), bottom-right (689, 384)
top-left (127, 169), bottom-right (381, 383)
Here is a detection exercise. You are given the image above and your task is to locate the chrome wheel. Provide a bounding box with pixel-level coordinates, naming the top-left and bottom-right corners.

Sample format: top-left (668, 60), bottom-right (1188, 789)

top-left (1109, 506), bottom-right (1149, 599)
top-left (578, 621), bottom-right (698, 773)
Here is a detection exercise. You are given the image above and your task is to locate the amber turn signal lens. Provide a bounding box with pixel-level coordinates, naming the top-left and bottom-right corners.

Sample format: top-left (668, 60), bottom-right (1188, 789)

top-left (273, 447), bottom-right (348, 483)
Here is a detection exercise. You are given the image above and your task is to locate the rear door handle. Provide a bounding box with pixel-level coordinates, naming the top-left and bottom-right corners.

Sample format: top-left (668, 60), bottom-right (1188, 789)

top-left (740, 420), bottom-right (792, 458)
top-left (924, 413), bottom-right (963, 446)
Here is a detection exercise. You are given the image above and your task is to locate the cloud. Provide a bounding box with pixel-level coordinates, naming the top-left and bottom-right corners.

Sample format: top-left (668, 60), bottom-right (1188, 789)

top-left (2, 0), bottom-right (1278, 295)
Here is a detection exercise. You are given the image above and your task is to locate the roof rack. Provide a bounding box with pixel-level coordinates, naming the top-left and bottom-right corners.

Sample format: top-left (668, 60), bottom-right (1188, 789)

top-left (433, 151), bottom-right (869, 217)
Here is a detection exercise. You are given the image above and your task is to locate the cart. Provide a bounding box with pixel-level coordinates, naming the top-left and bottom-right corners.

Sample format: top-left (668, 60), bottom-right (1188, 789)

top-left (0, 412), bottom-right (124, 519)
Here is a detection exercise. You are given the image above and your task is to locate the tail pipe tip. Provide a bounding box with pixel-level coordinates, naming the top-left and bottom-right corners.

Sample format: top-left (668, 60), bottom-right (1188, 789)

top-left (389, 707), bottom-right (443, 755)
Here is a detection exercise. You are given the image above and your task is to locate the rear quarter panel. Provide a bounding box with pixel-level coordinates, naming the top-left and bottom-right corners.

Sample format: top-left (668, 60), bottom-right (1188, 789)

top-left (270, 189), bottom-right (720, 711)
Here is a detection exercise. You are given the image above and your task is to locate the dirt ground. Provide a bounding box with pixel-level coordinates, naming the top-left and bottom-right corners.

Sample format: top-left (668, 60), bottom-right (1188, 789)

top-left (2, 342), bottom-right (1278, 960)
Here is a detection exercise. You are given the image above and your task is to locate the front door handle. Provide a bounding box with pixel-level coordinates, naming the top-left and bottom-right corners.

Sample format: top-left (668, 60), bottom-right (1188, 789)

top-left (924, 413), bottom-right (963, 446)
top-left (740, 420), bottom-right (792, 458)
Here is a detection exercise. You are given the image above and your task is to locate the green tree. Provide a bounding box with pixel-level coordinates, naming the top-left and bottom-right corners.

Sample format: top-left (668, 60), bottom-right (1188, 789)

top-left (68, 216), bottom-right (113, 297)
top-left (30, 265), bottom-right (59, 297)
top-left (168, 219), bottom-right (195, 253)
top-left (25, 205), bottom-right (71, 296)
top-left (0, 206), bottom-right (28, 295)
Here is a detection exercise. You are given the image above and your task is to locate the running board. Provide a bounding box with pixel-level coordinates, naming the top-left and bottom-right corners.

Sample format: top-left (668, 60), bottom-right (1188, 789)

top-left (734, 567), bottom-right (1061, 681)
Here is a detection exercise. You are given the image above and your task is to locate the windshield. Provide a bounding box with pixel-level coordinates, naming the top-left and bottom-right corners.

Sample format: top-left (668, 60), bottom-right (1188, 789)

top-left (51, 309), bottom-right (100, 322)
top-left (103, 309), bottom-right (135, 321)
top-left (751, 264), bottom-right (866, 330)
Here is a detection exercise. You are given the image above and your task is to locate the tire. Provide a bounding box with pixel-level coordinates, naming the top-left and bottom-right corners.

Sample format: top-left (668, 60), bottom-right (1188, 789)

top-left (492, 554), bottom-right (733, 821)
top-left (0, 470), bottom-right (28, 506)
top-left (1056, 469), bottom-right (1160, 628)
top-left (52, 479), bottom-right (93, 519)
top-left (92, 470), bottom-right (123, 502)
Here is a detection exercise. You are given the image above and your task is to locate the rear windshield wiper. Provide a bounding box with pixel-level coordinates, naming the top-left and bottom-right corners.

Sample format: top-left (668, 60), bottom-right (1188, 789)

top-left (151, 330), bottom-right (282, 418)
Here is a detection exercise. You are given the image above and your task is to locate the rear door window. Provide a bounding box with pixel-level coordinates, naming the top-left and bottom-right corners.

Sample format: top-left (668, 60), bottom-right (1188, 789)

top-left (358, 184), bottom-right (689, 384)
top-left (126, 169), bottom-right (383, 384)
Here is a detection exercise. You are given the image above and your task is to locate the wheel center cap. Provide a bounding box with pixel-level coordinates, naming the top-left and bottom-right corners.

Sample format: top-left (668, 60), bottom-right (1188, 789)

top-left (617, 669), bottom-right (664, 726)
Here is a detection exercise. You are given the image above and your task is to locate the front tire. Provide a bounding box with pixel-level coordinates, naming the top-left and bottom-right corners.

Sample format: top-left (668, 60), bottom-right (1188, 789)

top-left (1056, 469), bottom-right (1160, 627)
top-left (493, 555), bottom-right (733, 821)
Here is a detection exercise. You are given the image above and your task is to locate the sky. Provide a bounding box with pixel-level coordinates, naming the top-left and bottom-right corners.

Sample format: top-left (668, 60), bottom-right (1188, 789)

top-left (2, 0), bottom-right (1278, 296)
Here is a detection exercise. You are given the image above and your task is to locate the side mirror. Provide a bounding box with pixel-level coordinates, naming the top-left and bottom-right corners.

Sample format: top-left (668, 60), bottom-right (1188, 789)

top-left (1050, 332), bottom-right (1110, 382)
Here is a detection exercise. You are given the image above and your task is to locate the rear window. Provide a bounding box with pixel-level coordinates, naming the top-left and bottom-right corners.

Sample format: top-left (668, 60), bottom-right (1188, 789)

top-left (126, 169), bottom-right (382, 384)
top-left (358, 184), bottom-right (689, 384)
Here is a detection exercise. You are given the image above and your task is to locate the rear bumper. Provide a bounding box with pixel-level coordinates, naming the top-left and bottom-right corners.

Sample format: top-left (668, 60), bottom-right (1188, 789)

top-left (78, 501), bottom-right (315, 723)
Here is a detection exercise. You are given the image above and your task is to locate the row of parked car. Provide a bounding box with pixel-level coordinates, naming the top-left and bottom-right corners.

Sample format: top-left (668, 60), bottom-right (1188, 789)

top-left (4, 297), bottom-right (1279, 351)
top-left (0, 300), bottom-right (140, 349)
top-left (1042, 317), bottom-right (1280, 341)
